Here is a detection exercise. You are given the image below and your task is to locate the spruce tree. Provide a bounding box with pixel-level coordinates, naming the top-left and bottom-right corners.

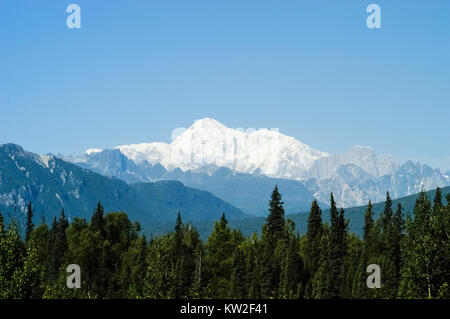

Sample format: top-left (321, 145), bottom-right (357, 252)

top-left (305, 200), bottom-right (322, 277)
top-left (229, 247), bottom-right (247, 298)
top-left (328, 193), bottom-right (345, 298)
top-left (385, 202), bottom-right (403, 298)
top-left (433, 187), bottom-right (442, 209)
top-left (25, 202), bottom-right (34, 243)
top-left (174, 212), bottom-right (184, 257)
top-left (47, 209), bottom-right (69, 281)
top-left (353, 201), bottom-right (376, 298)
top-left (430, 188), bottom-right (449, 296)
top-left (91, 201), bottom-right (106, 237)
top-left (279, 233), bottom-right (304, 298)
top-left (381, 191), bottom-right (393, 233)
top-left (204, 213), bottom-right (236, 298)
top-left (363, 201), bottom-right (374, 242)
top-left (263, 186), bottom-right (286, 248)
top-left (171, 213), bottom-right (197, 299)
top-left (246, 234), bottom-right (261, 299)
top-left (261, 186), bottom-right (286, 298)
top-left (311, 224), bottom-right (331, 298)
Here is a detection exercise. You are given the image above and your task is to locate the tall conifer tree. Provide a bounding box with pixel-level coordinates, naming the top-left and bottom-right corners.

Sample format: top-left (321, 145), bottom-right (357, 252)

top-left (25, 202), bottom-right (34, 243)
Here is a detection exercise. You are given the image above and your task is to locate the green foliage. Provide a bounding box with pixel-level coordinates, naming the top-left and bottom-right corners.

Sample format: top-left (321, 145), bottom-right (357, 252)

top-left (304, 200), bottom-right (322, 282)
top-left (0, 186), bottom-right (448, 299)
top-left (327, 194), bottom-right (346, 298)
top-left (0, 219), bottom-right (26, 298)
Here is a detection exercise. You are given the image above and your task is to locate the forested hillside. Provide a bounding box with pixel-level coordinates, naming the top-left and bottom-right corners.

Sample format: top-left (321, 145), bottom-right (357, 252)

top-left (1, 187), bottom-right (449, 299)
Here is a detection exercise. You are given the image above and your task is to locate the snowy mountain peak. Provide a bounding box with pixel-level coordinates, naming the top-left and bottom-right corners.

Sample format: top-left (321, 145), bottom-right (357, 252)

top-left (85, 148), bottom-right (103, 155)
top-left (190, 118), bottom-right (227, 131)
top-left (69, 119), bottom-right (450, 209)
top-left (103, 119), bottom-right (328, 179)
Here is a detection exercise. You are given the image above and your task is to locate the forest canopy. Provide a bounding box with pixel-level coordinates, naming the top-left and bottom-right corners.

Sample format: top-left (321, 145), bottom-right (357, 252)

top-left (0, 187), bottom-right (449, 299)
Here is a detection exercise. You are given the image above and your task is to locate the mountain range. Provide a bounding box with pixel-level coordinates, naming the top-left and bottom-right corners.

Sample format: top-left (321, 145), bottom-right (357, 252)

top-left (63, 118), bottom-right (450, 215)
top-left (1, 138), bottom-right (449, 239)
top-left (0, 143), bottom-right (247, 234)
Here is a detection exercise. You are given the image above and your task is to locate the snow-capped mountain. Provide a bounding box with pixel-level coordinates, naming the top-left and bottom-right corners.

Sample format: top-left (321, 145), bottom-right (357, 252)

top-left (67, 118), bottom-right (450, 210)
top-left (112, 118), bottom-right (329, 180)
top-left (306, 145), bottom-right (398, 180)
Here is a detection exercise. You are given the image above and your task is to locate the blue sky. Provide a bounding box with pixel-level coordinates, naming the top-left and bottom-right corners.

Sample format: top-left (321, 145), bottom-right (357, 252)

top-left (1, 1), bottom-right (449, 169)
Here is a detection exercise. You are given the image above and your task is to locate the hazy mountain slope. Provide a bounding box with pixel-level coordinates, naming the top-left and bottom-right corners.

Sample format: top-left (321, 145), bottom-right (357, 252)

top-left (0, 144), bottom-right (248, 231)
top-left (183, 186), bottom-right (450, 240)
top-left (74, 149), bottom-right (327, 216)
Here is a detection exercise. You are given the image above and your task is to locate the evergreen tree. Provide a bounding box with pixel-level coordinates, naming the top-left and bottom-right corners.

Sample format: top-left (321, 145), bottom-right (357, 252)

top-left (47, 210), bottom-right (69, 281)
top-left (353, 202), bottom-right (374, 298)
top-left (279, 232), bottom-right (304, 299)
top-left (91, 201), bottom-right (106, 237)
top-left (305, 200), bottom-right (322, 281)
top-left (430, 188), bottom-right (450, 296)
top-left (25, 202), bottom-right (34, 243)
top-left (174, 212), bottom-right (183, 257)
top-left (341, 233), bottom-right (361, 299)
top-left (327, 193), bottom-right (345, 298)
top-left (183, 223), bottom-right (201, 298)
top-left (391, 203), bottom-right (404, 294)
top-left (262, 186), bottom-right (286, 251)
top-left (229, 247), bottom-right (247, 298)
top-left (363, 201), bottom-right (374, 242)
top-left (246, 234), bottom-right (262, 299)
top-left (381, 191), bottom-right (393, 232)
top-left (260, 186), bottom-right (287, 298)
top-left (311, 224), bottom-right (331, 298)
top-left (433, 187), bottom-right (442, 208)
top-left (204, 213), bottom-right (238, 298)
top-left (171, 213), bottom-right (198, 299)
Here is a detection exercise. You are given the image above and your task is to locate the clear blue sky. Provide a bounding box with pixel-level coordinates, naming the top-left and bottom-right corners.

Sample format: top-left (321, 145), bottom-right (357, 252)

top-left (1, 1), bottom-right (449, 169)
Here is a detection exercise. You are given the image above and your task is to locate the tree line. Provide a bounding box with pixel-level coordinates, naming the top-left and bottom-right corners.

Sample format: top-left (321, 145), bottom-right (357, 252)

top-left (0, 186), bottom-right (449, 299)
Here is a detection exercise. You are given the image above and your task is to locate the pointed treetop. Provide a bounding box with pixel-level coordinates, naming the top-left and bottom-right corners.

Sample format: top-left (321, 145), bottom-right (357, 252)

top-left (220, 212), bottom-right (228, 226)
top-left (269, 185), bottom-right (283, 207)
top-left (26, 201), bottom-right (34, 242)
top-left (175, 212), bottom-right (183, 232)
top-left (307, 199), bottom-right (322, 239)
top-left (434, 187), bottom-right (442, 207)
top-left (363, 201), bottom-right (374, 241)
